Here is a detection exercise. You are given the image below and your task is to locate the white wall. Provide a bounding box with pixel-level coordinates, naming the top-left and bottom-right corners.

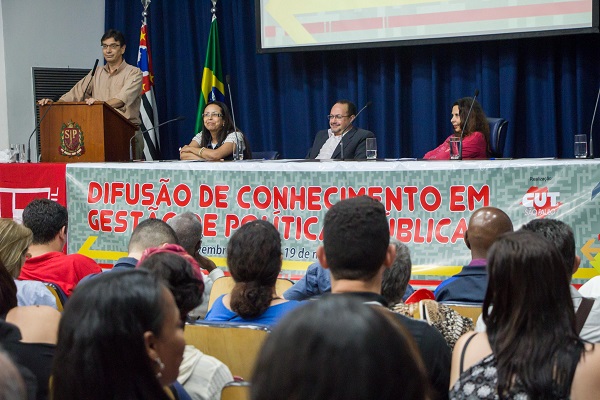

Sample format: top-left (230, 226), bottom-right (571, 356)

top-left (0, 0), bottom-right (104, 159)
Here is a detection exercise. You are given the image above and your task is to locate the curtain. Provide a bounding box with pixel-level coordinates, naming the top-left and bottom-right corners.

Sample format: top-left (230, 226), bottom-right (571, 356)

top-left (106, 0), bottom-right (600, 160)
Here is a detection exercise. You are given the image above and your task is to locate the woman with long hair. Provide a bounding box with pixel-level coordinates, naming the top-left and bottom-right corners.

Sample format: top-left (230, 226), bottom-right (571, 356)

top-left (205, 220), bottom-right (301, 326)
top-left (51, 270), bottom-right (185, 400)
top-left (179, 101), bottom-right (251, 161)
top-left (450, 231), bottom-right (600, 399)
top-left (424, 97), bottom-right (490, 159)
top-left (252, 295), bottom-right (431, 400)
top-left (0, 218), bottom-right (56, 308)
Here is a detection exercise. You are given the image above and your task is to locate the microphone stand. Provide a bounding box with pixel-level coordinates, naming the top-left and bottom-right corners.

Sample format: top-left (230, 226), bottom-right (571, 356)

top-left (28, 101), bottom-right (56, 162)
top-left (589, 86), bottom-right (600, 159)
top-left (130, 116), bottom-right (184, 160)
top-left (226, 75), bottom-right (242, 160)
top-left (458, 90), bottom-right (479, 160)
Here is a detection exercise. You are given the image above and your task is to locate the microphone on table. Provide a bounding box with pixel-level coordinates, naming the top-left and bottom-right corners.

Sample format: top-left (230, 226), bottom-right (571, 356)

top-left (458, 90), bottom-right (479, 160)
top-left (81, 59), bottom-right (99, 101)
top-left (28, 94), bottom-right (60, 162)
top-left (588, 86), bottom-right (600, 159)
top-left (226, 74), bottom-right (242, 161)
top-left (339, 101), bottom-right (372, 160)
top-left (130, 116), bottom-right (185, 160)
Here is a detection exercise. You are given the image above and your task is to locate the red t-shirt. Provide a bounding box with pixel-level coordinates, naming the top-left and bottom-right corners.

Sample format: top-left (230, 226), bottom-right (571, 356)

top-left (423, 131), bottom-right (488, 160)
top-left (18, 252), bottom-right (102, 296)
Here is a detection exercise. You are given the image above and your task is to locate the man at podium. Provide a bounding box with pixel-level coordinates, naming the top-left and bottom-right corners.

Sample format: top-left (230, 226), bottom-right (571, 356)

top-left (38, 29), bottom-right (143, 155)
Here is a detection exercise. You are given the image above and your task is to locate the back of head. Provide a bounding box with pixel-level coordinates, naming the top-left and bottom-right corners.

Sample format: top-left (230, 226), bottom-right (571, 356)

top-left (138, 250), bottom-right (204, 321)
top-left (128, 218), bottom-right (179, 254)
top-left (0, 260), bottom-right (17, 316)
top-left (0, 350), bottom-right (26, 400)
top-left (520, 218), bottom-right (575, 279)
top-left (484, 231), bottom-right (583, 398)
top-left (466, 206), bottom-right (513, 258)
top-left (167, 212), bottom-right (202, 256)
top-left (52, 270), bottom-right (169, 400)
top-left (22, 199), bottom-right (67, 245)
top-left (228, 220), bottom-right (282, 319)
top-left (0, 219), bottom-right (32, 277)
top-left (323, 196), bottom-right (389, 281)
top-left (381, 242), bottom-right (412, 304)
top-left (251, 295), bottom-right (429, 400)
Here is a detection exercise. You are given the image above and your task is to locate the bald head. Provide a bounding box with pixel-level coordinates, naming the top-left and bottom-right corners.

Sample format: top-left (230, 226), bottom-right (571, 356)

top-left (465, 207), bottom-right (513, 259)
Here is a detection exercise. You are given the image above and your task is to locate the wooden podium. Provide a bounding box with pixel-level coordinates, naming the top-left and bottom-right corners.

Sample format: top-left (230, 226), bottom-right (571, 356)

top-left (39, 102), bottom-right (136, 162)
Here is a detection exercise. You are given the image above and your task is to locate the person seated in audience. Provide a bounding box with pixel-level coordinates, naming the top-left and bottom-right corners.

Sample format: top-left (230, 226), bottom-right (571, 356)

top-left (52, 269), bottom-right (186, 400)
top-left (205, 220), bottom-right (301, 326)
top-left (0, 219), bottom-right (56, 308)
top-left (179, 101), bottom-right (251, 161)
top-left (474, 219), bottom-right (600, 343)
top-left (435, 206), bottom-right (513, 303)
top-left (424, 97), bottom-right (489, 159)
top-left (0, 257), bottom-right (60, 400)
top-left (0, 349), bottom-right (27, 400)
top-left (17, 199), bottom-right (101, 296)
top-left (450, 231), bottom-right (600, 399)
top-left (251, 295), bottom-right (431, 400)
top-left (168, 212), bottom-right (224, 319)
top-left (283, 259), bottom-right (415, 301)
top-left (138, 247), bottom-right (233, 400)
top-left (316, 196), bottom-right (450, 400)
top-left (385, 242), bottom-right (473, 349)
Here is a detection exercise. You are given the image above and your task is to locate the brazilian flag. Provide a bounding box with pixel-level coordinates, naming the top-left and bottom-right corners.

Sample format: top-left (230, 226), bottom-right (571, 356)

top-left (195, 14), bottom-right (225, 135)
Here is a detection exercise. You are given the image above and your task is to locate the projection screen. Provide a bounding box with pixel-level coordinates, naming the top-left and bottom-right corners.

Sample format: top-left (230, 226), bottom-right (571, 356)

top-left (256, 0), bottom-right (599, 52)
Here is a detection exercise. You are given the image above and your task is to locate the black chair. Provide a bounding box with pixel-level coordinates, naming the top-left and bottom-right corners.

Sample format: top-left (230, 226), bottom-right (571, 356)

top-left (487, 117), bottom-right (508, 158)
top-left (44, 282), bottom-right (68, 311)
top-left (252, 151), bottom-right (280, 160)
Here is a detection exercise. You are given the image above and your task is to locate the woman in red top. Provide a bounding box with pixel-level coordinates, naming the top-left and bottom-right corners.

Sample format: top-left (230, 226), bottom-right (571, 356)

top-left (424, 97), bottom-right (490, 159)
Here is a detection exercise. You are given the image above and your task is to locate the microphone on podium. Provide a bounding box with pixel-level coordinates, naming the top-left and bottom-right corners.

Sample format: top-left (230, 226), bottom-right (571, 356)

top-left (130, 116), bottom-right (185, 160)
top-left (458, 90), bottom-right (479, 160)
top-left (340, 101), bottom-right (372, 160)
top-left (28, 95), bottom-right (60, 163)
top-left (226, 74), bottom-right (242, 161)
top-left (81, 59), bottom-right (99, 101)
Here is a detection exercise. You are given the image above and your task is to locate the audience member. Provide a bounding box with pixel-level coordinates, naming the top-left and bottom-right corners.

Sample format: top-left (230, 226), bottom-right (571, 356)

top-left (252, 295), bottom-right (430, 400)
top-left (168, 212), bottom-right (224, 319)
top-left (205, 220), bottom-right (301, 326)
top-left (0, 349), bottom-right (27, 400)
top-left (423, 97), bottom-right (489, 160)
top-left (0, 219), bottom-right (56, 308)
top-left (385, 242), bottom-right (473, 349)
top-left (138, 248), bottom-right (233, 400)
top-left (519, 219), bottom-right (600, 342)
top-left (306, 100), bottom-right (375, 160)
top-left (113, 218), bottom-right (179, 271)
top-left (17, 199), bottom-right (101, 296)
top-left (317, 195), bottom-right (450, 400)
top-left (451, 231), bottom-right (600, 398)
top-left (52, 270), bottom-right (185, 400)
top-left (284, 259), bottom-right (415, 301)
top-left (434, 206), bottom-right (513, 303)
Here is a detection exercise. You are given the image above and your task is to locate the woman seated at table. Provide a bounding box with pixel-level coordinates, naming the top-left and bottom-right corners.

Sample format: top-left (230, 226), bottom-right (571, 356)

top-left (450, 231), bottom-right (600, 399)
top-left (179, 101), bottom-right (251, 161)
top-left (424, 97), bottom-right (489, 160)
top-left (205, 220), bottom-right (301, 326)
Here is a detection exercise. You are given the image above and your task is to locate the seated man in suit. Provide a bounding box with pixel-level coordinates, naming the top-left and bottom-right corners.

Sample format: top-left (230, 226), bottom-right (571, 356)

top-left (307, 100), bottom-right (375, 160)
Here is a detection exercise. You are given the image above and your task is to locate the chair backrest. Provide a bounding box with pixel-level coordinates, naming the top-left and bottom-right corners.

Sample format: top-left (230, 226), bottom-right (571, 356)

top-left (486, 117), bottom-right (508, 158)
top-left (184, 322), bottom-right (270, 380)
top-left (208, 276), bottom-right (294, 310)
top-left (443, 302), bottom-right (483, 323)
top-left (44, 282), bottom-right (67, 311)
top-left (221, 381), bottom-right (251, 400)
top-left (252, 151), bottom-right (279, 160)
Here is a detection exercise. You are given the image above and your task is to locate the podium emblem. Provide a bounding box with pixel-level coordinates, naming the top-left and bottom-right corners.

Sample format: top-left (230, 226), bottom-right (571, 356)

top-left (59, 120), bottom-right (86, 157)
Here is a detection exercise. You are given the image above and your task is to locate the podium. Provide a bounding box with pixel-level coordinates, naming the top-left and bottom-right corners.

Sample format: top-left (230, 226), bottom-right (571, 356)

top-left (39, 102), bottom-right (136, 162)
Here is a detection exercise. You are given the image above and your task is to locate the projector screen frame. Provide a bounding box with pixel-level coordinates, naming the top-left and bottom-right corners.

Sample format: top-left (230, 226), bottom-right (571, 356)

top-left (255, 0), bottom-right (600, 54)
